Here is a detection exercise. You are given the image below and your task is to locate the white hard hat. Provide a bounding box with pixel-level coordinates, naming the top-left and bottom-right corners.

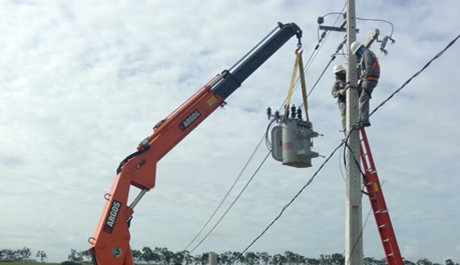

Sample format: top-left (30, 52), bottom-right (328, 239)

top-left (333, 64), bottom-right (346, 74)
top-left (351, 41), bottom-right (364, 55)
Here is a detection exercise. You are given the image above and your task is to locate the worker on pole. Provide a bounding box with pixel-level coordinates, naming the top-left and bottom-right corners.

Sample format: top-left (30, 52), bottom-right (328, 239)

top-left (351, 41), bottom-right (380, 128)
top-left (331, 64), bottom-right (347, 131)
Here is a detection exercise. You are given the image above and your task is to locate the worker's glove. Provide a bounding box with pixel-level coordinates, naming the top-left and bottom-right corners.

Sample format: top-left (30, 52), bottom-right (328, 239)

top-left (357, 79), bottom-right (363, 87)
top-left (339, 89), bottom-right (346, 95)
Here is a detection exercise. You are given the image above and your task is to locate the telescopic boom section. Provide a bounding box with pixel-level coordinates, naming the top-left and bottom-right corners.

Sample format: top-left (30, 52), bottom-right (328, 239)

top-left (89, 22), bottom-right (302, 265)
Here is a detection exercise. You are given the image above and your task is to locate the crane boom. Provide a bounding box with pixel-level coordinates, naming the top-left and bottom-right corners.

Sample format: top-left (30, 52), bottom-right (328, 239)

top-left (89, 22), bottom-right (302, 265)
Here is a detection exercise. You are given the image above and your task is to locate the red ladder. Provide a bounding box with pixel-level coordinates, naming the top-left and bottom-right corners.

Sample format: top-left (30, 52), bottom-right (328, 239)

top-left (359, 128), bottom-right (404, 265)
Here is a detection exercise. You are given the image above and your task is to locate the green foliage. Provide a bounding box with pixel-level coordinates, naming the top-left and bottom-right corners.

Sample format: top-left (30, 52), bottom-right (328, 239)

top-left (0, 247), bottom-right (32, 262)
top-left (5, 247), bottom-right (459, 265)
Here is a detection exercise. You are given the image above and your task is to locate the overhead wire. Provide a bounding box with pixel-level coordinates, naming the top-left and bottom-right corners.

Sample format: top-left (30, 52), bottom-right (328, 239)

top-left (184, 23), bottom-right (312, 251)
top-left (308, 14), bottom-right (397, 98)
top-left (306, 4), bottom-right (347, 76)
top-left (185, 7), bottom-right (348, 251)
top-left (344, 204), bottom-right (373, 265)
top-left (236, 142), bottom-right (345, 259)
top-left (320, 14), bottom-right (395, 38)
top-left (222, 13), bottom-right (460, 265)
top-left (306, 39), bottom-right (346, 98)
top-left (341, 146), bottom-right (385, 265)
top-left (186, 2), bottom-right (421, 254)
top-left (339, 143), bottom-right (346, 182)
top-left (340, 34), bottom-right (460, 264)
top-left (340, 36), bottom-right (460, 265)
top-left (368, 34), bottom-right (460, 120)
top-left (189, 152), bottom-right (271, 253)
top-left (183, 136), bottom-right (265, 250)
top-left (356, 17), bottom-right (395, 37)
top-left (233, 32), bottom-right (460, 260)
top-left (290, 1), bottom-right (347, 104)
top-left (222, 5), bottom-right (349, 258)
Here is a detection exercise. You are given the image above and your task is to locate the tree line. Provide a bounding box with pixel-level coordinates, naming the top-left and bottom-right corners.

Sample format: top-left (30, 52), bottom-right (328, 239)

top-left (66, 247), bottom-right (459, 265)
top-left (0, 247), bottom-right (47, 262)
top-left (0, 247), bottom-right (458, 265)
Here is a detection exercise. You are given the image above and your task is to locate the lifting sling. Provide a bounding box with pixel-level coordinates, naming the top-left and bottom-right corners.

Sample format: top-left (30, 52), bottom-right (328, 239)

top-left (284, 49), bottom-right (309, 121)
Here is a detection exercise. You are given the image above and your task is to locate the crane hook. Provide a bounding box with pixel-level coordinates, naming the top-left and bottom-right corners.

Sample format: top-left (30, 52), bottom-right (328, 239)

top-left (295, 43), bottom-right (303, 54)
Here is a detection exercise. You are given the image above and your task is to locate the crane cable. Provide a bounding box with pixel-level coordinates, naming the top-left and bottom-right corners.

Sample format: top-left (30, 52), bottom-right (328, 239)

top-left (232, 33), bottom-right (460, 261)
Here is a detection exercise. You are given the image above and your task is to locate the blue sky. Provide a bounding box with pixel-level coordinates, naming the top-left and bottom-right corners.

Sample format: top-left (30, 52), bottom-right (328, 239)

top-left (1, 0), bottom-right (459, 263)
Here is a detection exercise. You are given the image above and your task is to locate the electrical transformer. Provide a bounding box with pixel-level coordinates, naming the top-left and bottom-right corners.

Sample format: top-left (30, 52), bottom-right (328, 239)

top-left (268, 106), bottom-right (319, 168)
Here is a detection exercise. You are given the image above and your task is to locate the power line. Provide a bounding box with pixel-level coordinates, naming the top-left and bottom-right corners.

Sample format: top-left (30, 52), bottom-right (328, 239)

top-left (234, 33), bottom-right (460, 259)
top-left (236, 142), bottom-right (345, 258)
top-left (340, 34), bottom-right (460, 260)
top-left (189, 152), bottom-right (271, 253)
top-left (223, 6), bottom-right (349, 258)
top-left (342, 141), bottom-right (385, 265)
top-left (289, 2), bottom-right (347, 103)
top-left (344, 203), bottom-right (373, 265)
top-left (184, 21), bottom-right (330, 250)
top-left (184, 137), bottom-right (264, 250)
top-left (184, 3), bottom-right (441, 254)
top-left (356, 17), bottom-right (395, 37)
top-left (293, 2), bottom-right (348, 102)
top-left (304, 3), bottom-right (347, 92)
top-left (340, 34), bottom-right (460, 264)
top-left (306, 39), bottom-right (346, 98)
top-left (185, 11), bottom-right (348, 250)
top-left (368, 34), bottom-right (460, 120)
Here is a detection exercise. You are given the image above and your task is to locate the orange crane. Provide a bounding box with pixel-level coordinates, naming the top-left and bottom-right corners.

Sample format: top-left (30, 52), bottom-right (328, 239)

top-left (88, 22), bottom-right (303, 265)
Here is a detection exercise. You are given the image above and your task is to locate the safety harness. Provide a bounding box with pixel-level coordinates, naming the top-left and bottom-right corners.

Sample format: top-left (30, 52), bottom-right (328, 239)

top-left (365, 51), bottom-right (380, 82)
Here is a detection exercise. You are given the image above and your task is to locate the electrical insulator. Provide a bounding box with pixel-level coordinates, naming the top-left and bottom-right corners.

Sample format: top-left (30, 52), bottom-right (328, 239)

top-left (267, 107), bottom-right (272, 120)
top-left (317, 17), bottom-right (324, 24)
top-left (337, 42), bottom-right (344, 51)
top-left (297, 107), bottom-right (302, 120)
top-left (291, 104), bottom-right (296, 119)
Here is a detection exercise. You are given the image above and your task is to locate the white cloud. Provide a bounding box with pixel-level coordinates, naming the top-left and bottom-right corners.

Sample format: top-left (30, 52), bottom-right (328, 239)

top-left (1, 0), bottom-right (460, 263)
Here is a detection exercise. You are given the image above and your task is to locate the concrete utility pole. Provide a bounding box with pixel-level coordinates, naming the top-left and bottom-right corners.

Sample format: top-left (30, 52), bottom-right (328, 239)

top-left (345, 0), bottom-right (363, 265)
top-left (208, 252), bottom-right (218, 265)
